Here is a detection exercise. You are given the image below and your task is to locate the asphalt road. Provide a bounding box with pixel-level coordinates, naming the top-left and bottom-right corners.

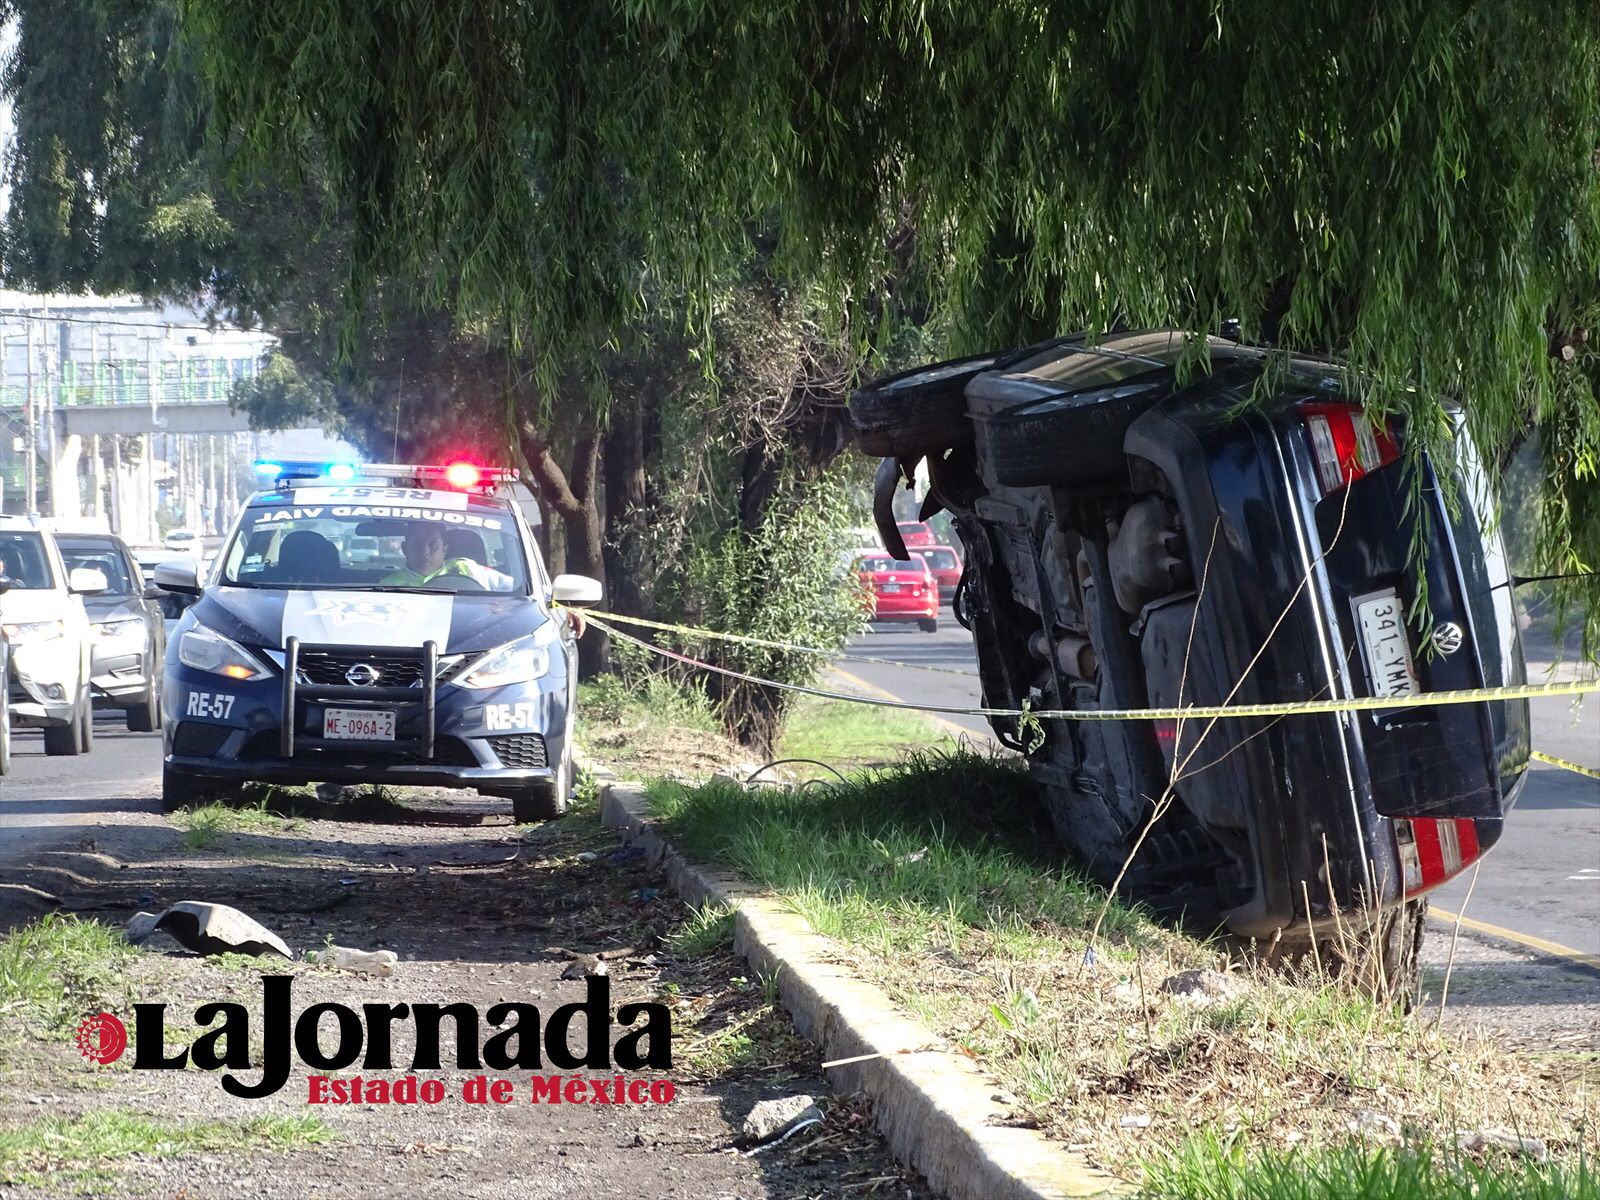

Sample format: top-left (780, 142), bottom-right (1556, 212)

top-left (841, 618), bottom-right (1600, 963)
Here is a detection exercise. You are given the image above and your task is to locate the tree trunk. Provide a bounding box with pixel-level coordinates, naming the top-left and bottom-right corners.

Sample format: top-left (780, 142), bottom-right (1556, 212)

top-left (602, 393), bottom-right (651, 623)
top-left (711, 371), bottom-right (852, 751)
top-left (519, 419), bottom-right (608, 677)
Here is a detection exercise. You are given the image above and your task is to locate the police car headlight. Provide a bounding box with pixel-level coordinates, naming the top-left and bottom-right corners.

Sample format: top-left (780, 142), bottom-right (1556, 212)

top-left (456, 636), bottom-right (549, 689)
top-left (178, 625), bottom-right (272, 681)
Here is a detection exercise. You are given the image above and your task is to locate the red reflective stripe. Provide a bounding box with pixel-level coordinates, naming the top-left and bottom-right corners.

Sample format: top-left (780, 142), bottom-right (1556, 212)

top-left (1453, 818), bottom-right (1480, 864)
top-left (1410, 819), bottom-right (1446, 886)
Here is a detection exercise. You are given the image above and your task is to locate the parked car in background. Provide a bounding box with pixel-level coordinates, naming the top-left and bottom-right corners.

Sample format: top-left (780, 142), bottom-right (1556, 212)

top-left (853, 550), bottom-right (940, 632)
top-left (910, 544), bottom-right (963, 605)
top-left (131, 547), bottom-right (198, 620)
top-left (850, 329), bottom-right (1530, 1001)
top-left (56, 534), bottom-right (167, 731)
top-left (0, 609), bottom-right (10, 775)
top-left (0, 515), bottom-right (102, 755)
top-left (896, 521), bottom-right (937, 548)
top-left (163, 528), bottom-right (202, 554)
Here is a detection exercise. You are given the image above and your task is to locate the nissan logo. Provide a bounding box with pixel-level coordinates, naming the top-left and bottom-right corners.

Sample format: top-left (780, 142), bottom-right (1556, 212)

top-left (345, 663), bottom-right (382, 687)
top-left (1429, 622), bottom-right (1465, 657)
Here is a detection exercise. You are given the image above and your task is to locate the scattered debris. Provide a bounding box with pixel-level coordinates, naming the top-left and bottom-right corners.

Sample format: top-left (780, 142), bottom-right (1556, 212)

top-left (125, 902), bottom-right (292, 959)
top-left (742, 1116), bottom-right (824, 1157)
top-left (1457, 1128), bottom-right (1549, 1161)
top-left (1158, 968), bottom-right (1249, 1006)
top-left (308, 946), bottom-right (400, 976)
top-left (575, 851), bottom-right (600, 863)
top-left (315, 782), bottom-right (361, 803)
top-left (1118, 1114), bottom-right (1152, 1130)
top-left (1348, 1110), bottom-right (1402, 1140)
top-left (741, 1095), bottom-right (824, 1146)
top-left (629, 887), bottom-right (661, 905)
top-left (561, 954), bottom-right (608, 980)
top-left (605, 846), bottom-right (646, 867)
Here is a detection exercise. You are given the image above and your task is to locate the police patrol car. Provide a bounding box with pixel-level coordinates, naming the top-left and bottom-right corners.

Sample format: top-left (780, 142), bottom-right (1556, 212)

top-left (155, 461), bottom-right (601, 821)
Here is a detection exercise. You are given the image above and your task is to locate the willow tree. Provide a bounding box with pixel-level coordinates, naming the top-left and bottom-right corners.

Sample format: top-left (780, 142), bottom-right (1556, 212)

top-left (0, 0), bottom-right (894, 749)
top-left (168, 0), bottom-right (1600, 647)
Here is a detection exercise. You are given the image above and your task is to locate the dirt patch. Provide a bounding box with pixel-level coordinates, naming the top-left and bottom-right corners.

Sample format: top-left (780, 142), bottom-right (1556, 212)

top-left (0, 783), bottom-right (928, 1199)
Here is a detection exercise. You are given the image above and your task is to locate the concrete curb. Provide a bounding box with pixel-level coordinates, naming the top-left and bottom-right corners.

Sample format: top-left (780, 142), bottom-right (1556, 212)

top-left (600, 781), bottom-right (1124, 1200)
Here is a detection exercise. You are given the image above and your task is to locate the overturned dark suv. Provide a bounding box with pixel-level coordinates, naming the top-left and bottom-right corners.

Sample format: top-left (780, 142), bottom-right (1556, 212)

top-left (852, 331), bottom-right (1529, 995)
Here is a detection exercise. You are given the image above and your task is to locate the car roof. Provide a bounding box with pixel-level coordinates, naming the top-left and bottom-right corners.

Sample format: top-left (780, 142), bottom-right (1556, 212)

top-left (245, 485), bottom-right (513, 511)
top-left (56, 533), bottom-right (125, 547)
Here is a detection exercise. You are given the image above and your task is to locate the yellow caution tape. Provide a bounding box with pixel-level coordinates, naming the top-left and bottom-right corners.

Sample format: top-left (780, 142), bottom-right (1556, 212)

top-left (583, 612), bottom-right (1600, 723)
top-left (1531, 750), bottom-right (1600, 781)
top-left (585, 608), bottom-right (980, 678)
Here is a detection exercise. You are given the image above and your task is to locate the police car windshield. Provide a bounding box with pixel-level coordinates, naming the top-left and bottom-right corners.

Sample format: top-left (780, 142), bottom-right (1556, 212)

top-left (221, 499), bottom-right (528, 593)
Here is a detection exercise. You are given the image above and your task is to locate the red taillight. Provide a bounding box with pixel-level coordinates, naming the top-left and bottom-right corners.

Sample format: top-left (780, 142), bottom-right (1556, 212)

top-left (1299, 402), bottom-right (1399, 494)
top-left (1393, 817), bottom-right (1482, 897)
top-left (444, 461), bottom-right (481, 489)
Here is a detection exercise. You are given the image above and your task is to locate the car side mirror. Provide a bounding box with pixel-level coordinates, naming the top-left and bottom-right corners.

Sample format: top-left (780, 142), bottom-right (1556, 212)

top-left (69, 567), bottom-right (109, 595)
top-left (551, 574), bottom-right (603, 607)
top-left (154, 558), bottom-right (202, 597)
top-left (143, 583), bottom-right (168, 601)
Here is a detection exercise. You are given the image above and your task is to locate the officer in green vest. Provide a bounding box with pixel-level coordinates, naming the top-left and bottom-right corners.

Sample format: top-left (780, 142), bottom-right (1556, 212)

top-left (381, 523), bottom-right (509, 590)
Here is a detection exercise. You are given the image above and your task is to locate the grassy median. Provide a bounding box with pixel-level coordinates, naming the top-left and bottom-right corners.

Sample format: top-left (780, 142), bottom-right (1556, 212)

top-left (643, 750), bottom-right (1598, 1187)
top-left (578, 672), bottom-right (954, 777)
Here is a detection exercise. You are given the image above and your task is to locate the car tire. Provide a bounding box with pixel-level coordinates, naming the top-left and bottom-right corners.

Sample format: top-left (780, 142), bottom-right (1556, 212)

top-left (849, 351), bottom-right (1002, 457)
top-left (985, 379), bottom-right (1170, 487)
top-left (77, 692), bottom-right (94, 753)
top-left (917, 617), bottom-right (939, 633)
top-left (511, 779), bottom-right (566, 823)
top-left (1329, 898), bottom-right (1427, 1012)
top-left (127, 669), bottom-right (160, 733)
top-left (43, 695), bottom-right (86, 757)
top-left (161, 762), bottom-right (226, 813)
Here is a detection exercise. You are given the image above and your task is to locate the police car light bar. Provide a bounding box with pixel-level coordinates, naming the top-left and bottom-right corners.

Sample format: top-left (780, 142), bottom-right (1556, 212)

top-left (253, 460), bottom-right (519, 492)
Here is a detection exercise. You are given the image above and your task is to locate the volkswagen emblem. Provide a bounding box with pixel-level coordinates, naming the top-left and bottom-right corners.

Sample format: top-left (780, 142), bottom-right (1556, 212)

top-left (345, 663), bottom-right (382, 687)
top-left (1429, 622), bottom-right (1465, 657)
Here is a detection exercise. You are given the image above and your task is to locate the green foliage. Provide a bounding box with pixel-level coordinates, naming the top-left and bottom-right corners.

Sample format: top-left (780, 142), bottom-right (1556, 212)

top-left (1138, 1135), bottom-right (1597, 1200)
top-left (172, 797), bottom-right (294, 850)
top-left (666, 902), bottom-right (737, 958)
top-left (0, 914), bottom-right (132, 1033)
top-left (778, 694), bottom-right (954, 772)
top-left (643, 747), bottom-right (1158, 949)
top-left (9, 1), bottom-right (1600, 644)
top-left (0, 1112), bottom-right (334, 1191)
top-left (658, 469), bottom-right (871, 746)
top-left (228, 352), bottom-right (339, 433)
top-left (168, 0), bottom-right (1600, 645)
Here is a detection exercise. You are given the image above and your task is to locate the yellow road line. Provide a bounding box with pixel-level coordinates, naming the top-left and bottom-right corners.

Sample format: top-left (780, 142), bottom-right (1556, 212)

top-left (1427, 905), bottom-right (1600, 971)
top-left (827, 665), bottom-right (986, 745)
